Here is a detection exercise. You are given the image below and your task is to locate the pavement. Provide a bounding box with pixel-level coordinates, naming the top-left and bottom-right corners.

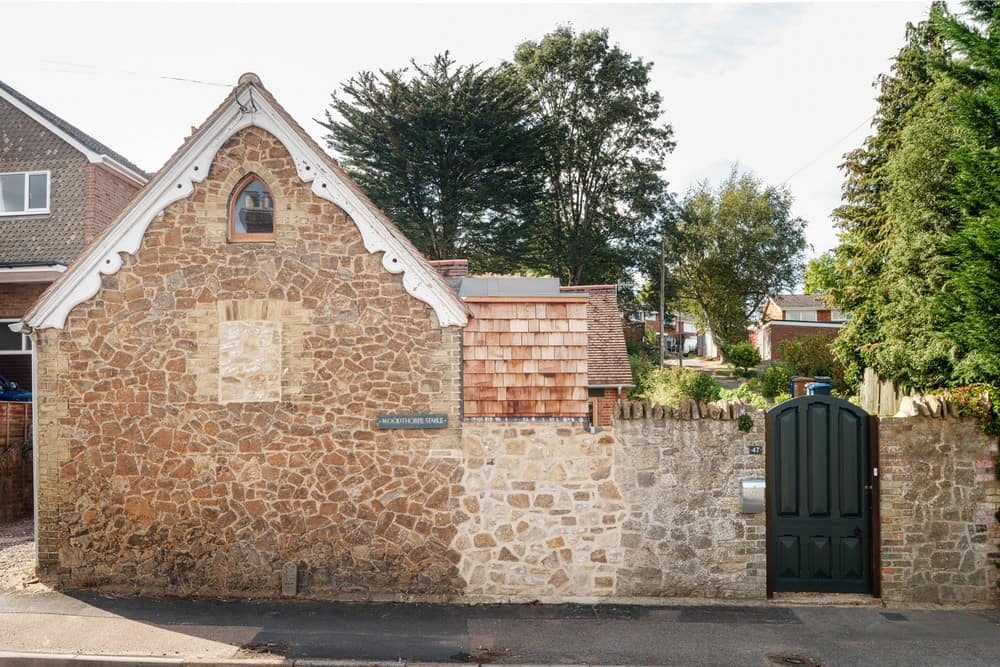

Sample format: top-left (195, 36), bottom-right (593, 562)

top-left (0, 590), bottom-right (998, 667)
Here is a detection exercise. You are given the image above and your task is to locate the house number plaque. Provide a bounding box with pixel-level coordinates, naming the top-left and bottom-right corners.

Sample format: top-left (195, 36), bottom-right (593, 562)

top-left (747, 445), bottom-right (763, 455)
top-left (377, 413), bottom-right (448, 429)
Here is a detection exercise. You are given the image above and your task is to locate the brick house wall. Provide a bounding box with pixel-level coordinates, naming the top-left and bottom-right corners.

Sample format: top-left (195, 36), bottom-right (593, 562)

top-left (34, 126), bottom-right (466, 598)
top-left (763, 324), bottom-right (840, 362)
top-left (84, 164), bottom-right (142, 244)
top-left (589, 387), bottom-right (622, 427)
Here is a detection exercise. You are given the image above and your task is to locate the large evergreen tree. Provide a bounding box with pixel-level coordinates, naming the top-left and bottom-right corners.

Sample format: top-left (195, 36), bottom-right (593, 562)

top-left (831, 7), bottom-right (957, 388)
top-left (513, 27), bottom-right (675, 285)
top-left (322, 54), bottom-right (544, 272)
top-left (933, 1), bottom-right (1000, 384)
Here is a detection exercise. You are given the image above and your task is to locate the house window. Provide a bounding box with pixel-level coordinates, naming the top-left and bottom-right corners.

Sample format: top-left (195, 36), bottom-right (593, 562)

top-left (0, 321), bottom-right (31, 353)
top-left (0, 171), bottom-right (50, 215)
top-left (785, 310), bottom-right (817, 322)
top-left (228, 174), bottom-right (274, 242)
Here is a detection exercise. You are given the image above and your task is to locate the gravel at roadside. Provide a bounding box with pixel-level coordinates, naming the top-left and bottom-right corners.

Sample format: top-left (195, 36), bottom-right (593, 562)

top-left (0, 516), bottom-right (35, 593)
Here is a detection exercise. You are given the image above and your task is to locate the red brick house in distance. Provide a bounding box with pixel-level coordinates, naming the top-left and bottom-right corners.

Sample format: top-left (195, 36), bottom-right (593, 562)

top-left (754, 293), bottom-right (846, 362)
top-left (0, 80), bottom-right (147, 390)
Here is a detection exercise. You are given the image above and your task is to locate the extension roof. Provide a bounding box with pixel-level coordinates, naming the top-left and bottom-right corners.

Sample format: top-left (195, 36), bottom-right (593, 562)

top-left (562, 284), bottom-right (633, 387)
top-left (21, 73), bottom-right (468, 330)
top-left (770, 293), bottom-right (828, 310)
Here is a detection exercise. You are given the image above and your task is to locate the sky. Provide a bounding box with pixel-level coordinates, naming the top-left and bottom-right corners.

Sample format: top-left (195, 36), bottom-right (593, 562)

top-left (1, 1), bottom-right (932, 258)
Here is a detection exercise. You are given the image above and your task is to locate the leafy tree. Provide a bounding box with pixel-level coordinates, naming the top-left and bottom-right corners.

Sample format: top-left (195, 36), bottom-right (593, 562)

top-left (933, 2), bottom-right (1000, 385)
top-left (513, 27), bottom-right (675, 285)
top-left (322, 53), bottom-right (544, 271)
top-left (803, 251), bottom-right (838, 294)
top-left (778, 333), bottom-right (847, 392)
top-left (671, 169), bottom-right (808, 352)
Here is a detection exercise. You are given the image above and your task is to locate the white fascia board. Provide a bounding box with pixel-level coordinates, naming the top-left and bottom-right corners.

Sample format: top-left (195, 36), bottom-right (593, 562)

top-left (0, 264), bottom-right (66, 284)
top-left (0, 89), bottom-right (147, 187)
top-left (24, 83), bottom-right (467, 330)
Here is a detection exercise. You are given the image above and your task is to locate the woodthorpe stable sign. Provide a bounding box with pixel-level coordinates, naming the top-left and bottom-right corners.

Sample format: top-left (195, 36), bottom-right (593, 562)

top-left (377, 413), bottom-right (449, 429)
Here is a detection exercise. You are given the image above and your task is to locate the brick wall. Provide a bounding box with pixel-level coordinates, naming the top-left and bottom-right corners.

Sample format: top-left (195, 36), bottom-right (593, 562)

top-left (878, 417), bottom-right (999, 606)
top-left (764, 324), bottom-right (840, 361)
top-left (35, 126), bottom-right (465, 598)
top-left (0, 282), bottom-right (49, 319)
top-left (84, 164), bottom-right (142, 244)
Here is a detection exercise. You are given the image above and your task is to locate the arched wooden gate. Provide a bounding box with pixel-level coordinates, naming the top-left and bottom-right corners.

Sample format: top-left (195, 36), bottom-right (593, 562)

top-left (766, 395), bottom-right (880, 596)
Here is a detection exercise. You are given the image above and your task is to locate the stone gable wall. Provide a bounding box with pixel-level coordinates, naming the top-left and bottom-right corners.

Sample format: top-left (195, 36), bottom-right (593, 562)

top-left (34, 126), bottom-right (465, 598)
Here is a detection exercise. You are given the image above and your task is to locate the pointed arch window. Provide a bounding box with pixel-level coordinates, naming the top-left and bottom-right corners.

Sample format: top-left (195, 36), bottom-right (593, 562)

top-left (229, 174), bottom-right (275, 242)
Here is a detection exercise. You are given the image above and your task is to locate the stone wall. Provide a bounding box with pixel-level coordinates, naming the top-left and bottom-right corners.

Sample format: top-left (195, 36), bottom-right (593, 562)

top-left (455, 409), bottom-right (766, 602)
top-left (613, 412), bottom-right (767, 599)
top-left (457, 422), bottom-right (624, 600)
top-left (34, 126), bottom-right (466, 598)
top-left (879, 416), bottom-right (999, 606)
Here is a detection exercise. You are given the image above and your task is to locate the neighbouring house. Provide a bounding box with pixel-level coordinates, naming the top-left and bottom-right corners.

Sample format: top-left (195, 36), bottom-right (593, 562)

top-left (755, 293), bottom-right (846, 361)
top-left (0, 79), bottom-right (147, 391)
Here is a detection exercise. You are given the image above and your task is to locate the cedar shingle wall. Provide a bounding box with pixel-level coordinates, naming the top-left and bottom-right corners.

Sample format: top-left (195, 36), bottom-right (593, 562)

top-left (464, 299), bottom-right (588, 418)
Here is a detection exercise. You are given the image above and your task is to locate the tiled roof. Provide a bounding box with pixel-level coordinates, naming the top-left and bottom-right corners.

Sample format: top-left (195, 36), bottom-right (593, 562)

top-left (563, 284), bottom-right (634, 387)
top-left (771, 293), bottom-right (828, 310)
top-left (0, 80), bottom-right (149, 178)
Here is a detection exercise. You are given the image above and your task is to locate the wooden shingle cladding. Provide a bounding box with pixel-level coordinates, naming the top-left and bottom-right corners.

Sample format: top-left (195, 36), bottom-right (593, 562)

top-left (463, 297), bottom-right (589, 418)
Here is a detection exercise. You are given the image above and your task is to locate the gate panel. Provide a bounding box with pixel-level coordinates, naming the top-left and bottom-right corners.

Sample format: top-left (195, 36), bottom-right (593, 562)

top-left (767, 395), bottom-right (872, 594)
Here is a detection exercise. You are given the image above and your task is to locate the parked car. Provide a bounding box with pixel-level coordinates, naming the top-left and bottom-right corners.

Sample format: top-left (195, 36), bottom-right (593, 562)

top-left (0, 375), bottom-right (31, 402)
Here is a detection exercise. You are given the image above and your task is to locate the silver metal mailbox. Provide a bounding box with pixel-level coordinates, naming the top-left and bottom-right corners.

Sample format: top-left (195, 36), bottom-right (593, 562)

top-left (741, 479), bottom-right (765, 514)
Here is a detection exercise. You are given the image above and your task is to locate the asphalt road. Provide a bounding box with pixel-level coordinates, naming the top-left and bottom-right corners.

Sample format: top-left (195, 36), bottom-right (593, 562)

top-left (1, 592), bottom-right (998, 666)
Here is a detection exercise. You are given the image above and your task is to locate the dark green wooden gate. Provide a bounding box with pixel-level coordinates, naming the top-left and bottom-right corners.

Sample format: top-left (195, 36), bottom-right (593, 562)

top-left (766, 395), bottom-right (876, 594)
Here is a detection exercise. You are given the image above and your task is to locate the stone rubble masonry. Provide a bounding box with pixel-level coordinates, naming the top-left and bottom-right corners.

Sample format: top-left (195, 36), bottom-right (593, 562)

top-left (613, 414), bottom-right (767, 599)
top-left (456, 422), bottom-right (625, 600)
top-left (878, 416), bottom-right (999, 606)
top-left (34, 126), bottom-right (465, 599)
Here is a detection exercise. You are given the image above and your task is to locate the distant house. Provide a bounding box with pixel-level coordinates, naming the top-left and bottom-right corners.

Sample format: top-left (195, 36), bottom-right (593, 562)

top-left (0, 80), bottom-right (147, 390)
top-left (755, 293), bottom-right (846, 361)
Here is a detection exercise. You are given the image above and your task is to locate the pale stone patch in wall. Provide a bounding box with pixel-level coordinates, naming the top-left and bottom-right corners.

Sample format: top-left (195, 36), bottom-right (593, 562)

top-left (218, 320), bottom-right (282, 403)
top-left (455, 423), bottom-right (625, 600)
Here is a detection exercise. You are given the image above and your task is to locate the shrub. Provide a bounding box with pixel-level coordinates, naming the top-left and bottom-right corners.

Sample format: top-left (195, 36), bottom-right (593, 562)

top-left (628, 354), bottom-right (656, 399)
top-left (726, 342), bottom-right (761, 376)
top-left (773, 391), bottom-right (792, 404)
top-left (640, 366), bottom-right (722, 407)
top-left (760, 362), bottom-right (795, 398)
top-left (720, 382), bottom-right (769, 410)
top-left (777, 332), bottom-right (846, 391)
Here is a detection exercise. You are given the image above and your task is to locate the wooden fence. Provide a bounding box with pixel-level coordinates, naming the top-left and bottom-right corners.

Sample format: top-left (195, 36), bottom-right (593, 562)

top-left (0, 402), bottom-right (32, 522)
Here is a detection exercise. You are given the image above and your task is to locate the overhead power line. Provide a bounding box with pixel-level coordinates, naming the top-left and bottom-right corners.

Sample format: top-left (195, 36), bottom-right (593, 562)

top-left (782, 114), bottom-right (875, 184)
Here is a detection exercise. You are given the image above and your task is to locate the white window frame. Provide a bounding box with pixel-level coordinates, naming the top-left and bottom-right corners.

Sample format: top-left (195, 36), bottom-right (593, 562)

top-left (0, 170), bottom-right (50, 216)
top-left (785, 309), bottom-right (818, 322)
top-left (0, 319), bottom-right (32, 353)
